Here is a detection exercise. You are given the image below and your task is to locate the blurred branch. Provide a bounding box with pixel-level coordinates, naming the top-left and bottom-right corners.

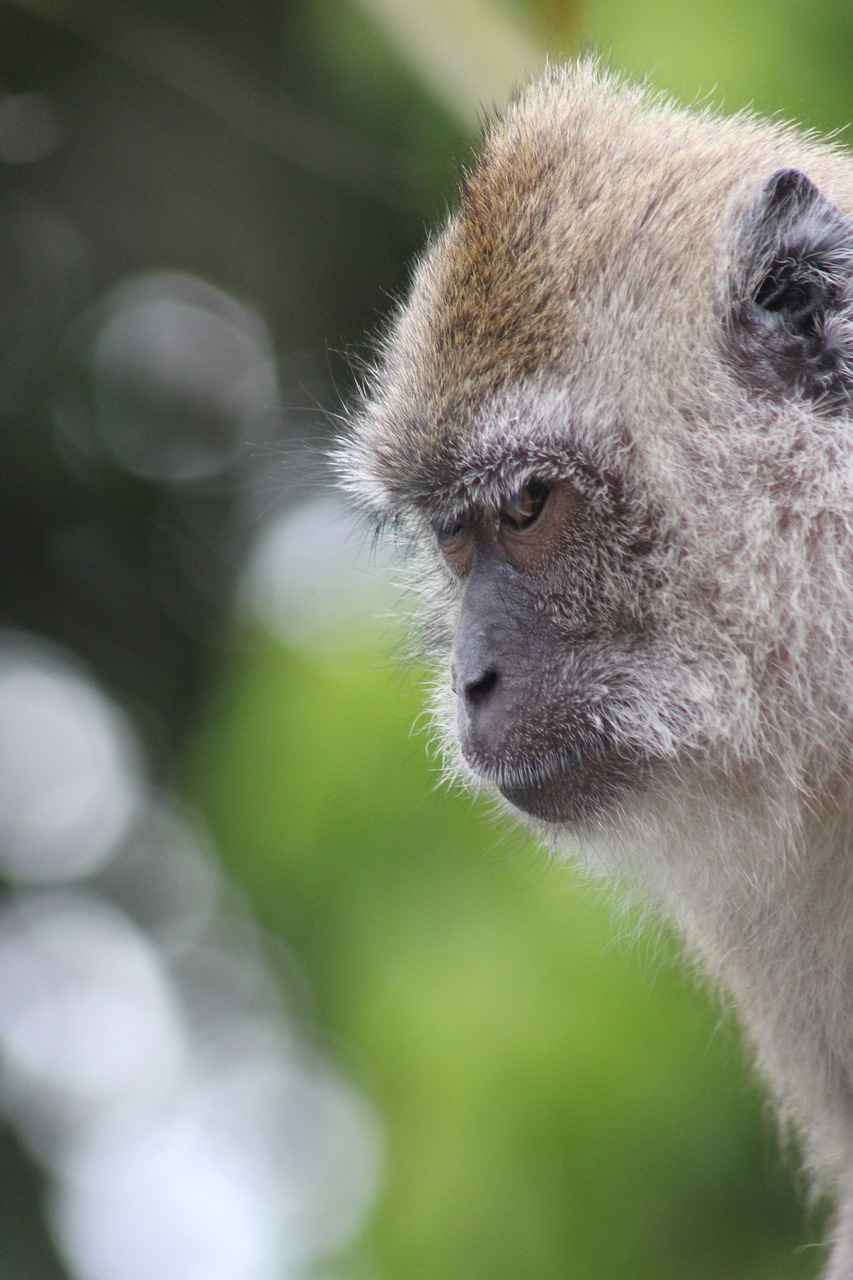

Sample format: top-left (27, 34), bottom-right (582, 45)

top-left (5, 0), bottom-right (429, 211)
top-left (350, 0), bottom-right (545, 125)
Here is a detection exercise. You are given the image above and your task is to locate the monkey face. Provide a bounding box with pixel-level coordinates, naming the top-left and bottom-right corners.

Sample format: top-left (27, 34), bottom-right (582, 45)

top-left (347, 369), bottom-right (732, 831)
top-left (343, 63), bottom-right (853, 835)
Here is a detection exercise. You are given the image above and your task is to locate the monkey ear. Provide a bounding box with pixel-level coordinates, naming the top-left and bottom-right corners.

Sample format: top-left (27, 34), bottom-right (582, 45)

top-left (728, 167), bottom-right (853, 406)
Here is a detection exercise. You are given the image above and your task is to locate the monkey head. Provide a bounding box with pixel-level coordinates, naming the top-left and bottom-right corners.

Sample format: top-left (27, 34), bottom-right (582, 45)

top-left (342, 61), bottom-right (853, 838)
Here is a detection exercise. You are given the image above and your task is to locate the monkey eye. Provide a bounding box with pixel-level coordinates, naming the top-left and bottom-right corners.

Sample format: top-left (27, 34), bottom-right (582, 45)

top-left (433, 513), bottom-right (473, 575)
top-left (435, 516), bottom-right (465, 544)
top-left (498, 479), bottom-right (550, 530)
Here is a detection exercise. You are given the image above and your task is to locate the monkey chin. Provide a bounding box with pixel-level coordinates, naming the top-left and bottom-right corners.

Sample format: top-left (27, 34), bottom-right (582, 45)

top-left (472, 741), bottom-right (642, 826)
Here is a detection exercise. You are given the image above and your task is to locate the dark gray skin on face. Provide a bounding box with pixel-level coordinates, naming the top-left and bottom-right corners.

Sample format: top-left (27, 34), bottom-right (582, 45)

top-left (446, 484), bottom-right (647, 823)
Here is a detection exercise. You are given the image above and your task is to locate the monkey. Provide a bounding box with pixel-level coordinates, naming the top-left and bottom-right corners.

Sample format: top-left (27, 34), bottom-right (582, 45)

top-left (340, 59), bottom-right (853, 1275)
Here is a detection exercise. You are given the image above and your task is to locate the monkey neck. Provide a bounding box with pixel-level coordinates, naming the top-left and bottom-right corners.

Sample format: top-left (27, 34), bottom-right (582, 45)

top-left (594, 766), bottom-right (853, 1175)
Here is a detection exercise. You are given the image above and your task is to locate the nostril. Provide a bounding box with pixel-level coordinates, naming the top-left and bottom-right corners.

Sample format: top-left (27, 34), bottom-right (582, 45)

top-left (465, 667), bottom-right (499, 708)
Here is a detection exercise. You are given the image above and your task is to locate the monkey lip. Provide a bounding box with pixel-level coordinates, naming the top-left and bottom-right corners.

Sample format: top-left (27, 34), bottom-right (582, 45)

top-left (464, 736), bottom-right (640, 824)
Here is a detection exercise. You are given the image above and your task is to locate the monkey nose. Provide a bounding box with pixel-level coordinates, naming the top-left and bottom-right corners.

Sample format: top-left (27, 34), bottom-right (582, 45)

top-left (451, 657), bottom-right (500, 709)
top-left (465, 667), bottom-right (499, 708)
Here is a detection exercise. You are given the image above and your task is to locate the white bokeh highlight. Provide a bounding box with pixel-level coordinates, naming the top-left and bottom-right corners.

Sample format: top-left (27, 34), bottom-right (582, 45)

top-left (90, 273), bottom-right (281, 483)
top-left (241, 494), bottom-right (399, 651)
top-left (0, 636), bottom-right (143, 882)
top-left (0, 893), bottom-right (185, 1123)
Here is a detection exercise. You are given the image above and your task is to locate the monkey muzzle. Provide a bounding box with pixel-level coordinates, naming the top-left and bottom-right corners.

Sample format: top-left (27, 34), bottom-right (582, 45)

top-left (453, 664), bottom-right (639, 824)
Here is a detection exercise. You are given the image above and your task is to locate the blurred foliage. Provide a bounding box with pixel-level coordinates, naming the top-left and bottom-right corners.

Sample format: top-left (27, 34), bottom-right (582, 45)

top-left (3, 0), bottom-right (853, 1276)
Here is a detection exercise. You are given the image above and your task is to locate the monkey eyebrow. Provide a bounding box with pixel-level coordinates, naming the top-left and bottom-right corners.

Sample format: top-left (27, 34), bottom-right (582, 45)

top-left (357, 418), bottom-right (616, 528)
top-left (410, 448), bottom-right (607, 518)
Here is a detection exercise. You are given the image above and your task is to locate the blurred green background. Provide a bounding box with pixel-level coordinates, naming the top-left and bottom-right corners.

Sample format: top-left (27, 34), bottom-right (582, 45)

top-left (1, 1), bottom-right (851, 1277)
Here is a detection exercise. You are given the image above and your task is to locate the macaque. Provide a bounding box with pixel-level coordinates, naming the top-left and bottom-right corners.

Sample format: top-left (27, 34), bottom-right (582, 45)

top-left (342, 60), bottom-right (853, 1275)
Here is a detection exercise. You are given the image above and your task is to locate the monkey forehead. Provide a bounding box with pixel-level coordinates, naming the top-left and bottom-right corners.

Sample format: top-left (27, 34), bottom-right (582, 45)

top-left (402, 76), bottom-right (755, 345)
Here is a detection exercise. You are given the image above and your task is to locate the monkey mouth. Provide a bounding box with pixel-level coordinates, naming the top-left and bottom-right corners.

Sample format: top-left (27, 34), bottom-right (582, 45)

top-left (466, 735), bottom-right (642, 824)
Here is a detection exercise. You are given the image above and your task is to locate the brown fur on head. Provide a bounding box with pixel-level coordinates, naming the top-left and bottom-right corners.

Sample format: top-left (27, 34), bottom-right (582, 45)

top-left (342, 60), bottom-right (853, 1275)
